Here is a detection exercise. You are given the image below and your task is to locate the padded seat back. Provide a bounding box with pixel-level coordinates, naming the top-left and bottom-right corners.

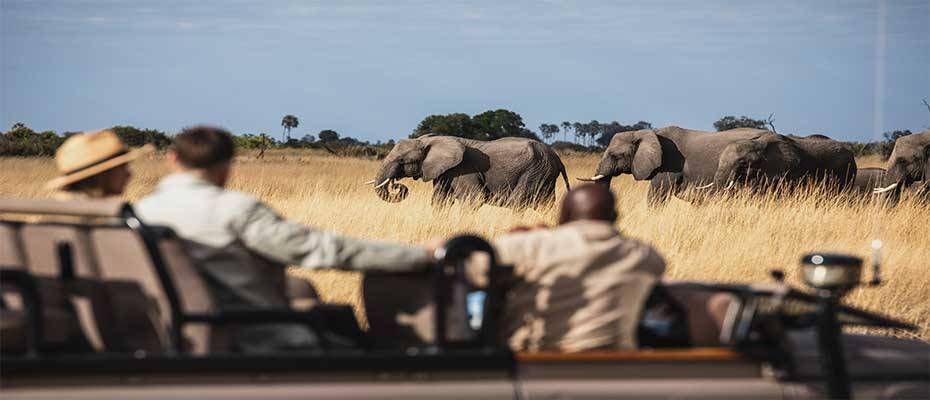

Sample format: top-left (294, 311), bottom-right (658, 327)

top-left (20, 224), bottom-right (99, 278)
top-left (153, 230), bottom-right (218, 353)
top-left (0, 222), bottom-right (25, 269)
top-left (661, 282), bottom-right (735, 346)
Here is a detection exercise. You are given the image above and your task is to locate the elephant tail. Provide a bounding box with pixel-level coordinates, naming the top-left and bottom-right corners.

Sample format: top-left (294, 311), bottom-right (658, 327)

top-left (560, 165), bottom-right (571, 191)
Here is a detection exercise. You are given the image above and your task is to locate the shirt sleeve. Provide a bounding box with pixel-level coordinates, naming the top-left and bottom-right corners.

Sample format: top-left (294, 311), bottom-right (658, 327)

top-left (231, 201), bottom-right (431, 272)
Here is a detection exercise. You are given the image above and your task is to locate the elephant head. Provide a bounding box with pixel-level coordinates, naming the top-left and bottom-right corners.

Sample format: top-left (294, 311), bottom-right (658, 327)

top-left (369, 136), bottom-right (466, 202)
top-left (712, 135), bottom-right (801, 190)
top-left (876, 131), bottom-right (930, 194)
top-left (579, 129), bottom-right (662, 183)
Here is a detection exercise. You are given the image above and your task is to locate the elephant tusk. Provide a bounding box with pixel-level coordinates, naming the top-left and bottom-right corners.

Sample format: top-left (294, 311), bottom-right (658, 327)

top-left (576, 174), bottom-right (606, 182)
top-left (695, 183), bottom-right (714, 190)
top-left (374, 179), bottom-right (392, 189)
top-left (872, 183), bottom-right (898, 194)
top-left (364, 180), bottom-right (376, 185)
top-left (724, 181), bottom-right (735, 191)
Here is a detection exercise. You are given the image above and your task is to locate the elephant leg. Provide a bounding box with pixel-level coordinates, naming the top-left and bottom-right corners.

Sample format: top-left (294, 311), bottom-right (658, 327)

top-left (648, 173), bottom-right (681, 206)
top-left (431, 178), bottom-right (454, 209)
top-left (505, 170), bottom-right (551, 209)
top-left (449, 174), bottom-right (487, 209)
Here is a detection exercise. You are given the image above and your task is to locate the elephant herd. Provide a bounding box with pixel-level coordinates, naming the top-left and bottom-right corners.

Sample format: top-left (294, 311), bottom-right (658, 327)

top-left (367, 128), bottom-right (929, 209)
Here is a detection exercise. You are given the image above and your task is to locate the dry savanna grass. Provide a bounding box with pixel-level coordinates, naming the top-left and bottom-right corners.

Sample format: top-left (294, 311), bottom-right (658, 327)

top-left (1, 150), bottom-right (928, 341)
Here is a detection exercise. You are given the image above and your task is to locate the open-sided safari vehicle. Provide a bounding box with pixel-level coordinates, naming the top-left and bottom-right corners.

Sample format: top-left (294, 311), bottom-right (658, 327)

top-left (1, 198), bottom-right (927, 399)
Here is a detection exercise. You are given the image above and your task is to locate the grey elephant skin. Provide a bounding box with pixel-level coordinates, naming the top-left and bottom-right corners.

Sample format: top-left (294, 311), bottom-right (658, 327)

top-left (585, 126), bottom-right (856, 204)
top-left (715, 133), bottom-right (857, 191)
top-left (851, 167), bottom-right (887, 194)
top-left (371, 135), bottom-right (570, 209)
top-left (876, 130), bottom-right (930, 198)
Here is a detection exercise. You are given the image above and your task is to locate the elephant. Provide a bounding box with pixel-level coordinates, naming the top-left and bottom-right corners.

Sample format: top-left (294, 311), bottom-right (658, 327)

top-left (873, 130), bottom-right (930, 198)
top-left (579, 126), bottom-right (857, 204)
top-left (577, 126), bottom-right (780, 203)
top-left (713, 133), bottom-right (857, 192)
top-left (852, 167), bottom-right (887, 194)
top-left (369, 135), bottom-right (570, 209)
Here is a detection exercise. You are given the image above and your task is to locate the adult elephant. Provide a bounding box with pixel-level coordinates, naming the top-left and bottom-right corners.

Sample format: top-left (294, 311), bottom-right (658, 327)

top-left (852, 167), bottom-right (887, 194)
top-left (713, 133), bottom-right (857, 192)
top-left (873, 130), bottom-right (930, 197)
top-left (578, 126), bottom-right (773, 203)
top-left (368, 135), bottom-right (570, 209)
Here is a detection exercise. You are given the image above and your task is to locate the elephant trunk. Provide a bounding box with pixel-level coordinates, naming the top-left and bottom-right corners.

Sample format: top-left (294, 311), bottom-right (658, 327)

top-left (575, 157), bottom-right (616, 185)
top-left (373, 161), bottom-right (409, 203)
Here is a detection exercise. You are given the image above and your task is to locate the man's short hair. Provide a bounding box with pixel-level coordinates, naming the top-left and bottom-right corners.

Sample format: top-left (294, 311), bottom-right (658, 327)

top-left (173, 126), bottom-right (236, 168)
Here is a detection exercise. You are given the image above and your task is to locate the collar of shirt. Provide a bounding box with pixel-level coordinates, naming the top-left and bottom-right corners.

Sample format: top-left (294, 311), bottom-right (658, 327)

top-left (156, 172), bottom-right (218, 191)
top-left (559, 219), bottom-right (622, 239)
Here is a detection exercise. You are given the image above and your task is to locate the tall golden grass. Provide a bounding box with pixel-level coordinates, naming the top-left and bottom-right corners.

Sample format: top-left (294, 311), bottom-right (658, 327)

top-left (1, 150), bottom-right (927, 341)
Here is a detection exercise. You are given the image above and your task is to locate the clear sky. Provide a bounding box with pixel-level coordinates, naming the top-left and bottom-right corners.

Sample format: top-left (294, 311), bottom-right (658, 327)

top-left (2, 0), bottom-right (928, 142)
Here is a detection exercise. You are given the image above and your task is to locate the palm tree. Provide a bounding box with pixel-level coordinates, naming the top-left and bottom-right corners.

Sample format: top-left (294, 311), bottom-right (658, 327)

top-left (281, 115), bottom-right (299, 142)
top-left (561, 121), bottom-right (571, 142)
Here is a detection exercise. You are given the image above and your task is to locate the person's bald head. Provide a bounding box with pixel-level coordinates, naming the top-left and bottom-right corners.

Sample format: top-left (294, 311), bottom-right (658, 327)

top-left (558, 184), bottom-right (618, 225)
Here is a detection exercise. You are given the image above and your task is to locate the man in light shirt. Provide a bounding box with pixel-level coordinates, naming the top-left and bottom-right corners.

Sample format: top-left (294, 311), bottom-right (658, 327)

top-left (468, 184), bottom-right (678, 352)
top-left (135, 126), bottom-right (433, 352)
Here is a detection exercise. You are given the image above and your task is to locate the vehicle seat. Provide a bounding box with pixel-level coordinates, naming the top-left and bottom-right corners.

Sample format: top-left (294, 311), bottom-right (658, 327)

top-left (1, 199), bottom-right (171, 355)
top-left (660, 281), bottom-right (735, 346)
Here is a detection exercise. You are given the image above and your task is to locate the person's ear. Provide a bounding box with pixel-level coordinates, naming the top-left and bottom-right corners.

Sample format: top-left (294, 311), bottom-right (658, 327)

top-left (166, 150), bottom-right (181, 169)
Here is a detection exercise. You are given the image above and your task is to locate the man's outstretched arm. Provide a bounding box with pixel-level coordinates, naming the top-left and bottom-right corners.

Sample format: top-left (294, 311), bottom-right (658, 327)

top-left (234, 201), bottom-right (432, 272)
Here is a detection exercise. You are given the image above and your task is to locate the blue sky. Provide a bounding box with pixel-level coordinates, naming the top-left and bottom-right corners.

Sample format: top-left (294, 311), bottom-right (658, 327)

top-left (2, 0), bottom-right (928, 142)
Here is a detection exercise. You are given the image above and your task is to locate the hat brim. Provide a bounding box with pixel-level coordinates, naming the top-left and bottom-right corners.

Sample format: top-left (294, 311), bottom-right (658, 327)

top-left (45, 145), bottom-right (155, 190)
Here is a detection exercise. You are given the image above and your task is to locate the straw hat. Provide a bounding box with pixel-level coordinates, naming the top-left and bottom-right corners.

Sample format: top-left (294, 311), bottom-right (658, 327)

top-left (46, 129), bottom-right (154, 190)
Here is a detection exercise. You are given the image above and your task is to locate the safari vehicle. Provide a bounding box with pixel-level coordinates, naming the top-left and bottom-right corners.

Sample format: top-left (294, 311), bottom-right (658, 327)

top-left (1, 198), bottom-right (927, 399)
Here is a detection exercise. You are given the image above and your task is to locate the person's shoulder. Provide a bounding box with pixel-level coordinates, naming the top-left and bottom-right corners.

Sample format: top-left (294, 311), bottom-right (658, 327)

top-left (615, 235), bottom-right (666, 270)
top-left (213, 189), bottom-right (263, 213)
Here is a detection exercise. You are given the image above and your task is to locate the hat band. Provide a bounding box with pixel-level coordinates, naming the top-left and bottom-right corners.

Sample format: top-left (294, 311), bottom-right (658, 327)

top-left (61, 149), bottom-right (130, 175)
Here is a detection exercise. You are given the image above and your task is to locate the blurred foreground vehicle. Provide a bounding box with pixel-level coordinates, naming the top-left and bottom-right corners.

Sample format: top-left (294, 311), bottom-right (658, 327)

top-left (1, 198), bottom-right (927, 399)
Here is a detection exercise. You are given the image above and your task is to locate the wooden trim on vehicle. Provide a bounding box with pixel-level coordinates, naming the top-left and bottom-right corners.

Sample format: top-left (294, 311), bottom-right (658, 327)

top-left (516, 347), bottom-right (744, 362)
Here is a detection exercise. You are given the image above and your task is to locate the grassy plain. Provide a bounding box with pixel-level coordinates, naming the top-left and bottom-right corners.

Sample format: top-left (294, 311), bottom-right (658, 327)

top-left (0, 150), bottom-right (927, 341)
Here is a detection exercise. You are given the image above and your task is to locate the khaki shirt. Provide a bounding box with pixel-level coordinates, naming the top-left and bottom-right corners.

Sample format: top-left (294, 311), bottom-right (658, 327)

top-left (471, 220), bottom-right (665, 352)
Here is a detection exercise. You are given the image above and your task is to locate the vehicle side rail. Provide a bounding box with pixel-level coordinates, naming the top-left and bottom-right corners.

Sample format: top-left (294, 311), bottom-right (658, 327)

top-left (516, 347), bottom-right (744, 362)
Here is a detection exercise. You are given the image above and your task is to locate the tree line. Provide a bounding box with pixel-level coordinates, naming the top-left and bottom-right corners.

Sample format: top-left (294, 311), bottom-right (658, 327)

top-left (1, 109), bottom-right (920, 159)
top-left (0, 122), bottom-right (391, 158)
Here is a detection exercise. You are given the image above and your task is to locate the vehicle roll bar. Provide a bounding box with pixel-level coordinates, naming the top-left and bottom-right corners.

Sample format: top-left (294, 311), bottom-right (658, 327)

top-left (432, 235), bottom-right (512, 350)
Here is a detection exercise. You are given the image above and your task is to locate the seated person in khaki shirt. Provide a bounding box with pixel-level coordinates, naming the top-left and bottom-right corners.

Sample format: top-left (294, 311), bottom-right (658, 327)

top-left (135, 126), bottom-right (434, 352)
top-left (469, 184), bottom-right (689, 352)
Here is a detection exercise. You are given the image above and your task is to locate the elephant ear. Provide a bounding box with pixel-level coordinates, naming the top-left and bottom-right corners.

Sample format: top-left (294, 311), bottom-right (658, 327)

top-left (763, 138), bottom-right (802, 177)
top-left (632, 130), bottom-right (663, 180)
top-left (923, 141), bottom-right (930, 180)
top-left (422, 138), bottom-right (466, 182)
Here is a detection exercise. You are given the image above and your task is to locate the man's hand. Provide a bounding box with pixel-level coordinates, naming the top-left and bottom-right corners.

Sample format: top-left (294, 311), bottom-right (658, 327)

top-left (508, 223), bottom-right (549, 233)
top-left (423, 237), bottom-right (446, 260)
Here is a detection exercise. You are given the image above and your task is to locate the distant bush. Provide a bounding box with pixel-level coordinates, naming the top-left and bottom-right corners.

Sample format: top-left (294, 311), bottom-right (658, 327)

top-left (0, 125), bottom-right (65, 156)
top-left (1, 124), bottom-right (171, 156)
top-left (109, 125), bottom-right (172, 149)
top-left (550, 141), bottom-right (597, 153)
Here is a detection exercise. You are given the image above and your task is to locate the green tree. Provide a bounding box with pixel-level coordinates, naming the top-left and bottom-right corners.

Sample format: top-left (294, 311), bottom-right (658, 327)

top-left (411, 113), bottom-right (477, 138)
top-left (560, 121), bottom-right (571, 142)
top-left (572, 122), bottom-right (583, 144)
top-left (281, 114), bottom-right (299, 141)
top-left (318, 129), bottom-right (340, 142)
top-left (472, 109), bottom-right (529, 140)
top-left (713, 115), bottom-right (767, 131)
top-left (539, 124), bottom-right (559, 144)
top-left (410, 109), bottom-right (539, 141)
top-left (109, 125), bottom-right (172, 149)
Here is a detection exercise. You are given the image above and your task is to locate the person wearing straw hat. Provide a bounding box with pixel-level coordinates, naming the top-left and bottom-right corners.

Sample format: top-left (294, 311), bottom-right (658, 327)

top-left (46, 129), bottom-right (153, 199)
